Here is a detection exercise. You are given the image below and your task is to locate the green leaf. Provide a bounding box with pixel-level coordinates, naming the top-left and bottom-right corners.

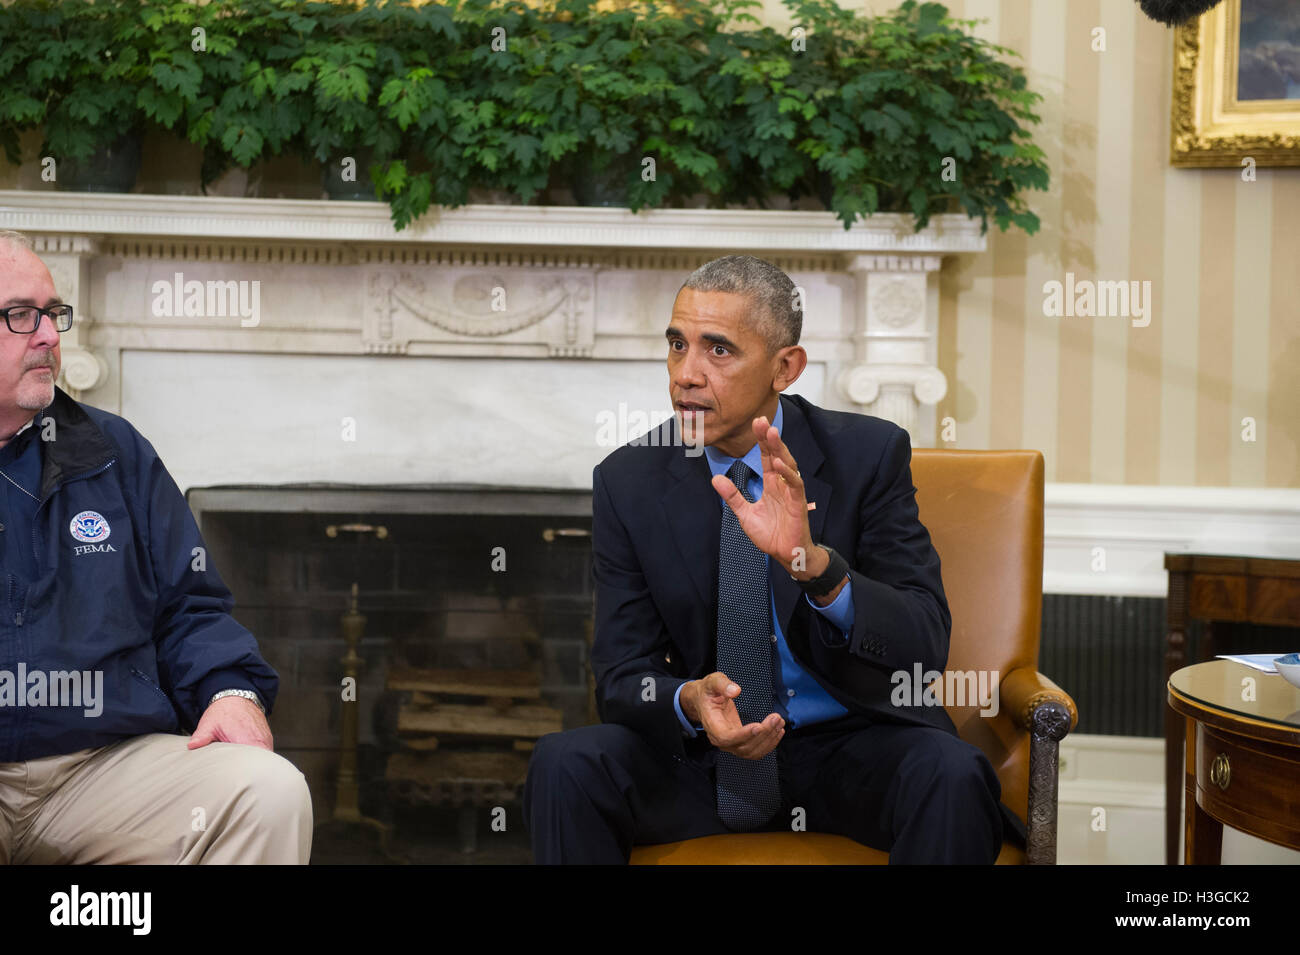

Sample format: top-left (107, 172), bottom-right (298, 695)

top-left (221, 122), bottom-right (264, 167)
top-left (505, 132), bottom-right (541, 166)
top-left (317, 63), bottom-right (369, 103)
top-left (150, 58), bottom-right (202, 99)
top-left (136, 86), bottom-right (183, 127)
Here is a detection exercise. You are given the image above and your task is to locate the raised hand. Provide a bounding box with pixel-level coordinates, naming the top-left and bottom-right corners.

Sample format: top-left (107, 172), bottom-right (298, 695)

top-left (709, 415), bottom-right (813, 575)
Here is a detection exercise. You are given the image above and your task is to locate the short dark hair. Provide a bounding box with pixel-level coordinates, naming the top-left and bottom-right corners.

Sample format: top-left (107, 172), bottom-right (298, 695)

top-left (678, 254), bottom-right (801, 353)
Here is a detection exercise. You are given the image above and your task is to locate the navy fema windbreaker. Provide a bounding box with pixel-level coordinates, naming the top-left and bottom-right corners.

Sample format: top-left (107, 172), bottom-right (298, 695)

top-left (0, 387), bottom-right (277, 761)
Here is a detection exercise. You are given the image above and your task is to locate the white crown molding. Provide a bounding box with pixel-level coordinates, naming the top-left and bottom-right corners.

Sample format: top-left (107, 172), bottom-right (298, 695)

top-left (0, 189), bottom-right (987, 254)
top-left (1044, 483), bottom-right (1300, 597)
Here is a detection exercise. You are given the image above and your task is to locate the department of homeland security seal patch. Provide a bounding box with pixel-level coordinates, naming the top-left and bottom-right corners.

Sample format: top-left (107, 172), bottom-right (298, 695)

top-left (69, 510), bottom-right (111, 544)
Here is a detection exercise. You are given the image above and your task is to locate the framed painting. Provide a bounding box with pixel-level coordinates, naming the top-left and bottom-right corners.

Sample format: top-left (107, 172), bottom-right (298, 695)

top-left (1171, 0), bottom-right (1300, 167)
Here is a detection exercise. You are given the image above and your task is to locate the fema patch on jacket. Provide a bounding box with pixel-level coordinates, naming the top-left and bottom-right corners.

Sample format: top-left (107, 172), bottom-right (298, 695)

top-left (70, 510), bottom-right (111, 542)
top-left (69, 510), bottom-right (116, 555)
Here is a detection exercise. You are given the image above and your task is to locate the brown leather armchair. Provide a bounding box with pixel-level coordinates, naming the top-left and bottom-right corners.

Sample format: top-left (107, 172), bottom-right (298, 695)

top-left (629, 449), bottom-right (1078, 865)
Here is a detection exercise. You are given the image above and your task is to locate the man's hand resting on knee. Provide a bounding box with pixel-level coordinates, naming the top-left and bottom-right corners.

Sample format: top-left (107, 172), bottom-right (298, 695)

top-left (187, 697), bottom-right (275, 751)
top-left (680, 672), bottom-right (785, 759)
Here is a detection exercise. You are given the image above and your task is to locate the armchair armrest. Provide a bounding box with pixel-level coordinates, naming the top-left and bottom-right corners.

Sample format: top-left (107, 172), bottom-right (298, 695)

top-left (1002, 668), bottom-right (1078, 736)
top-left (1000, 667), bottom-right (1079, 865)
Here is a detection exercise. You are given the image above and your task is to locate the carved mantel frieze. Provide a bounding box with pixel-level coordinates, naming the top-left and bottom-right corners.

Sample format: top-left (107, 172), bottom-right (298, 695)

top-left (365, 268), bottom-right (595, 357)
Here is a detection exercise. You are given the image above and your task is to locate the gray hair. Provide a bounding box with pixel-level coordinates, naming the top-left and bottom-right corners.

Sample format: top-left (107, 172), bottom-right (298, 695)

top-left (0, 230), bottom-right (35, 255)
top-left (679, 254), bottom-right (801, 353)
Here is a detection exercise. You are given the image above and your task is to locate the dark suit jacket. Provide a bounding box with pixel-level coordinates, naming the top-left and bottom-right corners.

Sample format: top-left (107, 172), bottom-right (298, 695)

top-left (590, 392), bottom-right (960, 762)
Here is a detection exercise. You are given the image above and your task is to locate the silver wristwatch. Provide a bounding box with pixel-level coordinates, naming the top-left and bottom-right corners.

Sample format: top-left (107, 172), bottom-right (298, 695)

top-left (207, 688), bottom-right (265, 713)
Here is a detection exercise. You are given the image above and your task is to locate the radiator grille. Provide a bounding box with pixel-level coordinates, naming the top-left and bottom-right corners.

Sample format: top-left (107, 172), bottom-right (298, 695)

top-left (1037, 595), bottom-right (1298, 737)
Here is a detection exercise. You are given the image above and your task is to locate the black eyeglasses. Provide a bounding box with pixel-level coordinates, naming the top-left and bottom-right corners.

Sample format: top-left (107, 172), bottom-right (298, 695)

top-left (1, 304), bottom-right (74, 334)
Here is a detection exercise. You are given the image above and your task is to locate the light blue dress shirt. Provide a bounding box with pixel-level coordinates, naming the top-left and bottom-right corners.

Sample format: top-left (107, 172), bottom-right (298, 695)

top-left (672, 400), bottom-right (852, 737)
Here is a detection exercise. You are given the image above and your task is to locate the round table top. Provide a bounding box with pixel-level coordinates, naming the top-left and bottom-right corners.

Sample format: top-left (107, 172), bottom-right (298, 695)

top-left (1168, 659), bottom-right (1300, 737)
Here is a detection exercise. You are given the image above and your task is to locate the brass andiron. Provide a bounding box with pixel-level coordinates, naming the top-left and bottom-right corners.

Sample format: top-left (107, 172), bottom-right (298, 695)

top-left (316, 578), bottom-right (396, 859)
top-left (334, 583), bottom-right (368, 821)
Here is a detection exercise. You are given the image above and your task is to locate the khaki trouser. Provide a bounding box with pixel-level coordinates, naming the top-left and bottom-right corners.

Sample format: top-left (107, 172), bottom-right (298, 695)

top-left (0, 732), bottom-right (312, 864)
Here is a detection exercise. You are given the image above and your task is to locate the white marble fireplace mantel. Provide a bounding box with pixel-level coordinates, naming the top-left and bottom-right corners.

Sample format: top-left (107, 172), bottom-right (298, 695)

top-left (1, 189), bottom-right (981, 488)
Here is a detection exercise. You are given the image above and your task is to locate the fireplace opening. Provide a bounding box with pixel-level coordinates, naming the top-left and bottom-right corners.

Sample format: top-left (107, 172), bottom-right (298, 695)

top-left (189, 485), bottom-right (593, 863)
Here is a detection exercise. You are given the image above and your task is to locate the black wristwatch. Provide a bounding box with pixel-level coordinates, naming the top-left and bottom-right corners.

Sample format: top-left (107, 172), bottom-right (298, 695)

top-left (793, 544), bottom-right (850, 598)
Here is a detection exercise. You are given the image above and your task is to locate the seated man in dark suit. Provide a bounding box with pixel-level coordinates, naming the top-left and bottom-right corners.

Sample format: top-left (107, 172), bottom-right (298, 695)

top-left (524, 254), bottom-right (1023, 864)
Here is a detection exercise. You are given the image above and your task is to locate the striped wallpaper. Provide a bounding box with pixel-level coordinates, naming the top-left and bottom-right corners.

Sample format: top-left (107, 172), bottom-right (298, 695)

top-left (766, 0), bottom-right (1299, 487)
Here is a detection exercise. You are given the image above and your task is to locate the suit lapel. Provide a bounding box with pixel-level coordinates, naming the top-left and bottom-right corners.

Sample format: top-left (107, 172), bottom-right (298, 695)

top-left (662, 419), bottom-right (722, 619)
top-left (770, 395), bottom-right (831, 640)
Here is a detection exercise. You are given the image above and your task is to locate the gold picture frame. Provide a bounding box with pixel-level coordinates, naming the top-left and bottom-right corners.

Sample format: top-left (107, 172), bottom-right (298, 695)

top-left (1171, 0), bottom-right (1300, 167)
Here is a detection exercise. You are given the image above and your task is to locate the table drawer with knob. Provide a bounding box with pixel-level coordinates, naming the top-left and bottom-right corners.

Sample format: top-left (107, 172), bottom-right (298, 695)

top-left (1194, 723), bottom-right (1300, 847)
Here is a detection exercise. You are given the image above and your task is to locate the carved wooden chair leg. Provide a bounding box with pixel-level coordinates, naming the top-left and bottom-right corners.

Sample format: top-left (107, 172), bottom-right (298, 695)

top-left (1026, 700), bottom-right (1074, 865)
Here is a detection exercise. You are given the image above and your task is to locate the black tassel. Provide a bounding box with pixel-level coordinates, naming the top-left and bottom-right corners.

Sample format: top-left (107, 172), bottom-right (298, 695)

top-left (1136, 0), bottom-right (1227, 26)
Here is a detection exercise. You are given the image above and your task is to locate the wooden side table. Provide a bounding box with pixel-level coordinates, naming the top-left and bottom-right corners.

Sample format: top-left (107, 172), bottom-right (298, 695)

top-left (1164, 555), bottom-right (1300, 865)
top-left (1167, 659), bottom-right (1300, 864)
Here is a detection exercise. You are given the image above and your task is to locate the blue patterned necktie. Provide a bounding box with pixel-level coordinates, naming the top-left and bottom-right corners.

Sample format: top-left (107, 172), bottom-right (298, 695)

top-left (714, 458), bottom-right (782, 830)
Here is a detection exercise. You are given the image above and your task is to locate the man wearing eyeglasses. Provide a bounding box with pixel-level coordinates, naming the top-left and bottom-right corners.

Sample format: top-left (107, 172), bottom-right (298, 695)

top-left (0, 231), bottom-right (311, 864)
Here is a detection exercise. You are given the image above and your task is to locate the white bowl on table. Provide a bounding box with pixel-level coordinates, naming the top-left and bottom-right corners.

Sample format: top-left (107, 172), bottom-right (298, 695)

top-left (1275, 653), bottom-right (1300, 689)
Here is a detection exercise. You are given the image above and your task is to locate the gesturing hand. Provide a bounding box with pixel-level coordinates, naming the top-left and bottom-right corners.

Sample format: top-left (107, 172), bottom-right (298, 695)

top-left (710, 415), bottom-right (813, 576)
top-left (681, 671), bottom-right (784, 759)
